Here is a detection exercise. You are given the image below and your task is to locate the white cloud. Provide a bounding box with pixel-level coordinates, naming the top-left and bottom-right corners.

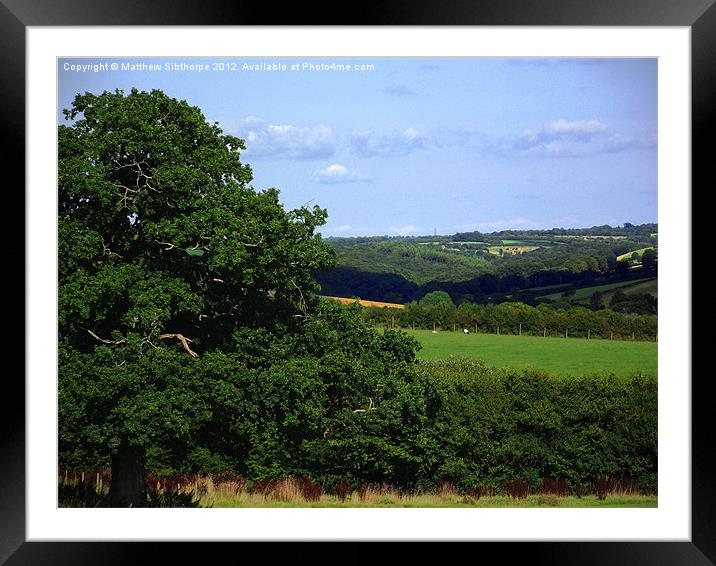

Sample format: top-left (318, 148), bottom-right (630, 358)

top-left (351, 127), bottom-right (478, 157)
top-left (502, 119), bottom-right (656, 157)
top-left (383, 83), bottom-right (417, 96)
top-left (543, 119), bottom-right (608, 137)
top-left (351, 129), bottom-right (428, 157)
top-left (334, 224), bottom-right (352, 233)
top-left (312, 163), bottom-right (371, 184)
top-left (390, 225), bottom-right (420, 236)
top-left (235, 117), bottom-right (336, 159)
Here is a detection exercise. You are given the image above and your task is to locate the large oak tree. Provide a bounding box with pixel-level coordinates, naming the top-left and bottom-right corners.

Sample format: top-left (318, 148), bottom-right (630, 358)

top-left (58, 89), bottom-right (340, 505)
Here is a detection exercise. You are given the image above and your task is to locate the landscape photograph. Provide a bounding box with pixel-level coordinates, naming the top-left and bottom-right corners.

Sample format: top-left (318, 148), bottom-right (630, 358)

top-left (57, 56), bottom-right (658, 508)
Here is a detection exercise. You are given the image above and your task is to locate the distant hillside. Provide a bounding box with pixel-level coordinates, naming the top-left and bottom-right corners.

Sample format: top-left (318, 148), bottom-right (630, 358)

top-left (332, 240), bottom-right (492, 285)
top-left (452, 222), bottom-right (658, 243)
top-left (316, 223), bottom-right (658, 311)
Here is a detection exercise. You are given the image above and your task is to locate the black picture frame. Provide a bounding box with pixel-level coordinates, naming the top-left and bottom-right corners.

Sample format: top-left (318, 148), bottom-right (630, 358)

top-left (2, 1), bottom-right (706, 563)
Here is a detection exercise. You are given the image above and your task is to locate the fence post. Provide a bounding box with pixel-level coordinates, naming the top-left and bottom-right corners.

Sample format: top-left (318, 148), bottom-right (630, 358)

top-left (519, 323), bottom-right (522, 336)
top-left (565, 328), bottom-right (568, 338)
top-left (497, 325), bottom-right (500, 335)
top-left (543, 327), bottom-right (546, 337)
top-left (587, 329), bottom-right (590, 340)
top-left (610, 331), bottom-right (613, 340)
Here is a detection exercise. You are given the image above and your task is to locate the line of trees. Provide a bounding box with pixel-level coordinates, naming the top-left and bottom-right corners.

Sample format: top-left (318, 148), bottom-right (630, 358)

top-left (359, 292), bottom-right (657, 340)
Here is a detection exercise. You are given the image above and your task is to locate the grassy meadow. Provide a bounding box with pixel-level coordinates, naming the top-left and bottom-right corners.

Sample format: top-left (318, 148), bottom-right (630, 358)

top-left (405, 329), bottom-right (657, 377)
top-left (539, 277), bottom-right (656, 301)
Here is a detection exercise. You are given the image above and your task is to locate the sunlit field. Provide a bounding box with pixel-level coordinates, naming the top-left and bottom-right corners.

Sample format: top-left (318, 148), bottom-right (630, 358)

top-left (406, 329), bottom-right (657, 377)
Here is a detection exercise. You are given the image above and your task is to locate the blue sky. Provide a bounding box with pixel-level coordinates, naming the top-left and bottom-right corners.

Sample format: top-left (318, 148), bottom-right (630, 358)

top-left (58, 57), bottom-right (657, 237)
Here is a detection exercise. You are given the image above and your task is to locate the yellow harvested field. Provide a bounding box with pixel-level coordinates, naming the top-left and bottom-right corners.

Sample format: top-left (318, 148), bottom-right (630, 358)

top-left (321, 296), bottom-right (405, 309)
top-left (617, 247), bottom-right (656, 262)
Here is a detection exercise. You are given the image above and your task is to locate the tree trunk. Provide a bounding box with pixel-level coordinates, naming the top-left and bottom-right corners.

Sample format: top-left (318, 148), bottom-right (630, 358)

top-left (107, 445), bottom-right (146, 507)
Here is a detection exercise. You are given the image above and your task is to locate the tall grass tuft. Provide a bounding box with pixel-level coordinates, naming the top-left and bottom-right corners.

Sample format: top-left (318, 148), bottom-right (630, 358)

top-left (356, 483), bottom-right (397, 505)
top-left (503, 479), bottom-right (529, 499)
top-left (595, 476), bottom-right (617, 500)
top-left (296, 477), bottom-right (322, 502)
top-left (539, 477), bottom-right (569, 497)
top-left (436, 481), bottom-right (457, 499)
top-left (335, 479), bottom-right (351, 503)
top-left (466, 485), bottom-right (493, 500)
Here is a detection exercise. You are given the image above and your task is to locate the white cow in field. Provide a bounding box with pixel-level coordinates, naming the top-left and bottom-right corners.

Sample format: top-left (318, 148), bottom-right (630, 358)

top-left (463, 328), bottom-right (470, 335)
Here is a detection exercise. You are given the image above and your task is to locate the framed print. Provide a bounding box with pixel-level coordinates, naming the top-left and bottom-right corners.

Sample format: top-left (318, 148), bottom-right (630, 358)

top-left (3, 0), bottom-right (708, 563)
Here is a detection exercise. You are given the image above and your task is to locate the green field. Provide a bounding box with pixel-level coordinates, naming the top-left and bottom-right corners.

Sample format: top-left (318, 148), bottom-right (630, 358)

top-left (592, 278), bottom-right (658, 304)
top-left (405, 329), bottom-right (657, 377)
top-left (540, 277), bottom-right (656, 301)
top-left (621, 278), bottom-right (658, 297)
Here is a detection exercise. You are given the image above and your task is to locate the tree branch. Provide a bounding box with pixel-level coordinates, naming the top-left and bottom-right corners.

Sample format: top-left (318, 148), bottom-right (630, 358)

top-left (160, 333), bottom-right (199, 357)
top-left (156, 240), bottom-right (177, 250)
top-left (85, 328), bottom-right (125, 345)
top-left (353, 398), bottom-right (376, 414)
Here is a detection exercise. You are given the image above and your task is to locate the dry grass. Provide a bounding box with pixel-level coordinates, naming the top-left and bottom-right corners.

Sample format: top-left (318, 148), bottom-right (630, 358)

top-left (58, 470), bottom-right (655, 508)
top-left (320, 296), bottom-right (405, 309)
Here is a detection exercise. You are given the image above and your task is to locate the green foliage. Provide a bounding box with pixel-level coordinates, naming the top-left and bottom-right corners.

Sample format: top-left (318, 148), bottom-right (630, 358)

top-left (419, 290), bottom-right (454, 307)
top-left (414, 359), bottom-right (657, 492)
top-left (610, 291), bottom-right (657, 315)
top-left (641, 248), bottom-right (658, 270)
top-left (328, 239), bottom-right (492, 285)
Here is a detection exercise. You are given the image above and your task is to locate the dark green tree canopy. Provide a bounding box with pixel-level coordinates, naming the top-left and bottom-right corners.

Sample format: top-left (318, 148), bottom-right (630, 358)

top-left (59, 88), bottom-right (336, 356)
top-left (418, 290), bottom-right (454, 307)
top-left (641, 248), bottom-right (657, 270)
